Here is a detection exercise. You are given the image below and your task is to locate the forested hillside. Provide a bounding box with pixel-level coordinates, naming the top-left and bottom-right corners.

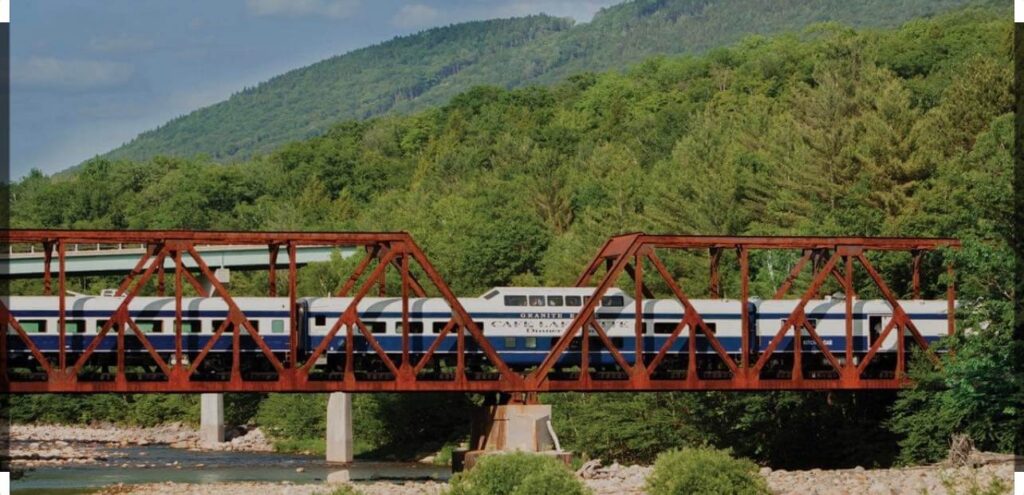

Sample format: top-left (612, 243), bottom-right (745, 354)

top-left (11, 6), bottom-right (1018, 468)
top-left (98, 0), bottom-right (984, 164)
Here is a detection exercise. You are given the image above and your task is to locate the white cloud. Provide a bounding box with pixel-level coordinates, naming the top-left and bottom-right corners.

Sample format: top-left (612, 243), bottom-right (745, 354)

top-left (246, 0), bottom-right (361, 19)
top-left (392, 4), bottom-right (441, 29)
top-left (12, 57), bottom-right (135, 91)
top-left (89, 35), bottom-right (156, 54)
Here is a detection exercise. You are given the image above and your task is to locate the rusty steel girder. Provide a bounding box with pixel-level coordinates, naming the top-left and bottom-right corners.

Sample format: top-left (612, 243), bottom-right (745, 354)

top-left (0, 230), bottom-right (959, 393)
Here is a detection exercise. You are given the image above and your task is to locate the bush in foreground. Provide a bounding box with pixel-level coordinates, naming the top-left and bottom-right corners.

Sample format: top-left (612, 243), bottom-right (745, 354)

top-left (645, 447), bottom-right (769, 495)
top-left (447, 452), bottom-right (589, 495)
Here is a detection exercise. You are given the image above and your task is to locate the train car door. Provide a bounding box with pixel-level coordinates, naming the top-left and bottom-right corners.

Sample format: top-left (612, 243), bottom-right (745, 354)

top-left (867, 314), bottom-right (894, 351)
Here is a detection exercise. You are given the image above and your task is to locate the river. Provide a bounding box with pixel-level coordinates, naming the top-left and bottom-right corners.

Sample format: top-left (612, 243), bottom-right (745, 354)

top-left (13, 444), bottom-right (451, 494)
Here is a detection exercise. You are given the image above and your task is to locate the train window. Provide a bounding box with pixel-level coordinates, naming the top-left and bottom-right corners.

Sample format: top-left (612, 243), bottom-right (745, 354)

top-left (529, 296), bottom-right (545, 307)
top-left (432, 321), bottom-right (449, 334)
top-left (66, 320), bottom-right (87, 334)
top-left (601, 296), bottom-right (625, 307)
top-left (182, 320), bottom-right (202, 334)
top-left (404, 322), bottom-right (424, 334)
top-left (525, 337), bottom-right (538, 349)
top-left (547, 296), bottom-right (564, 307)
top-left (869, 316), bottom-right (883, 344)
top-left (21, 320), bottom-right (46, 333)
top-left (565, 296), bottom-right (582, 306)
top-left (364, 321), bottom-right (386, 334)
top-left (271, 320), bottom-right (285, 334)
top-left (504, 337), bottom-right (517, 349)
top-left (472, 321), bottom-right (485, 333)
top-left (653, 322), bottom-right (677, 335)
top-left (137, 320), bottom-right (163, 333)
top-left (701, 322), bottom-right (717, 335)
top-left (314, 315), bottom-right (326, 327)
top-left (504, 295), bottom-right (527, 306)
top-left (212, 320), bottom-right (234, 333)
top-left (246, 320), bottom-right (260, 333)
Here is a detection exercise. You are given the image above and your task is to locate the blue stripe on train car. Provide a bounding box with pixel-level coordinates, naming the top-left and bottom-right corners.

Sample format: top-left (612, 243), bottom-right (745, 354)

top-left (8, 334), bottom-right (943, 353)
top-left (11, 309), bottom-right (949, 322)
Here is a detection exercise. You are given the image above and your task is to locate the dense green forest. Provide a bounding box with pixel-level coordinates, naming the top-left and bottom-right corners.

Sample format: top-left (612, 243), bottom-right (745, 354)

top-left (10, 5), bottom-right (1018, 468)
top-left (96, 0), bottom-right (986, 164)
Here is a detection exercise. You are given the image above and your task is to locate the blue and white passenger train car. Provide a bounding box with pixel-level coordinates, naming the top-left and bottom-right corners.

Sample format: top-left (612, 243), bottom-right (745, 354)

top-left (4, 287), bottom-right (953, 376)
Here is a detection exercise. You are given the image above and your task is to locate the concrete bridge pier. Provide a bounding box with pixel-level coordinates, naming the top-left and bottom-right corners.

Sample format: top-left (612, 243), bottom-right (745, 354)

top-left (198, 269), bottom-right (231, 448)
top-left (200, 393), bottom-right (225, 447)
top-left (455, 401), bottom-right (571, 471)
top-left (326, 392), bottom-right (354, 464)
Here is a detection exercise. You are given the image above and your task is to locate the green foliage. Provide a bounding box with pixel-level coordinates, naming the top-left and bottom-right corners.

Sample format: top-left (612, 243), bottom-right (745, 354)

top-left (940, 471), bottom-right (1012, 495)
top-left (254, 393), bottom-right (473, 459)
top-left (548, 391), bottom-right (900, 468)
top-left (9, 394), bottom-right (198, 426)
top-left (95, 0), bottom-right (980, 165)
top-left (224, 393), bottom-right (264, 426)
top-left (645, 447), bottom-right (769, 495)
top-left (256, 394), bottom-right (328, 441)
top-left (447, 452), bottom-right (589, 495)
top-left (319, 485), bottom-right (363, 495)
top-left (353, 393), bottom-right (474, 460)
top-left (546, 393), bottom-right (702, 465)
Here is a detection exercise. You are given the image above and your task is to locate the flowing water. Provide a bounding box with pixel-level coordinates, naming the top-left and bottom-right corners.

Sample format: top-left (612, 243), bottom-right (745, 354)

top-left (13, 444), bottom-right (451, 494)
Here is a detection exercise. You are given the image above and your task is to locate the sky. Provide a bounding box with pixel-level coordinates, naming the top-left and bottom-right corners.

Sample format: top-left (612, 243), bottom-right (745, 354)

top-left (10, 0), bottom-right (619, 178)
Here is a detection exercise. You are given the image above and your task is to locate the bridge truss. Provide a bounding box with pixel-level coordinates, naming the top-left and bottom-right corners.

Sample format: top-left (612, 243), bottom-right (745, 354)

top-left (0, 230), bottom-right (959, 393)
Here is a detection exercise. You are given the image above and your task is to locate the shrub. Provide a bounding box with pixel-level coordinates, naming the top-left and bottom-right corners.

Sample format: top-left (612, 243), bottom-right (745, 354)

top-left (447, 452), bottom-right (589, 495)
top-left (320, 485), bottom-right (363, 495)
top-left (645, 447), bottom-right (769, 495)
top-left (256, 394), bottom-right (327, 440)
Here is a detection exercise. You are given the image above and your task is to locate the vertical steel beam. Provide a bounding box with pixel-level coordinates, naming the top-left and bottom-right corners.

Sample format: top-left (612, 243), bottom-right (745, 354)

top-left (739, 248), bottom-right (749, 371)
top-left (288, 242), bottom-right (298, 368)
top-left (947, 263), bottom-right (956, 336)
top-left (268, 244), bottom-right (279, 297)
top-left (401, 251), bottom-right (411, 371)
top-left (844, 255), bottom-right (854, 373)
top-left (634, 254), bottom-right (643, 368)
top-left (42, 240), bottom-right (53, 295)
top-left (174, 249), bottom-right (184, 371)
top-left (911, 250), bottom-right (922, 300)
top-left (57, 240), bottom-right (66, 372)
top-left (709, 247), bottom-right (722, 299)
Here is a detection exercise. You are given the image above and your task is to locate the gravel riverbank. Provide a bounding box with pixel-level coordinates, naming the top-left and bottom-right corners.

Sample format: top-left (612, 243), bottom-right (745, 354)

top-left (11, 423), bottom-right (274, 467)
top-left (93, 453), bottom-right (1016, 495)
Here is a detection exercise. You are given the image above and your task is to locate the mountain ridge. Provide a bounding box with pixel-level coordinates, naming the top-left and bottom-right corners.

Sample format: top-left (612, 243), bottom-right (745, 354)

top-left (98, 0), bottom-right (984, 165)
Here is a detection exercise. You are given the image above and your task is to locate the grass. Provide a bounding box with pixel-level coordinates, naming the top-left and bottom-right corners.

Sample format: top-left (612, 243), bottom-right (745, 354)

top-left (271, 437), bottom-right (325, 456)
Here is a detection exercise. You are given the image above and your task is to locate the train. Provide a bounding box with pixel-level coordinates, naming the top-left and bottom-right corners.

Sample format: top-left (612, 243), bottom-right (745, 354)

top-left (4, 286), bottom-right (952, 379)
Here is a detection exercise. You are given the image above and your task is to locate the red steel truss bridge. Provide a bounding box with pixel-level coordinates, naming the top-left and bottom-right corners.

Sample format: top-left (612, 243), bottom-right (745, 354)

top-left (0, 230), bottom-right (959, 394)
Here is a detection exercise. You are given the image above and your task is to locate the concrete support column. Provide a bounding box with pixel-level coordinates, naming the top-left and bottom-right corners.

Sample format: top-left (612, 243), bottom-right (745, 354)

top-left (326, 392), bottom-right (353, 464)
top-left (457, 403), bottom-right (571, 471)
top-left (200, 393), bottom-right (225, 447)
top-left (201, 267), bottom-right (231, 294)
